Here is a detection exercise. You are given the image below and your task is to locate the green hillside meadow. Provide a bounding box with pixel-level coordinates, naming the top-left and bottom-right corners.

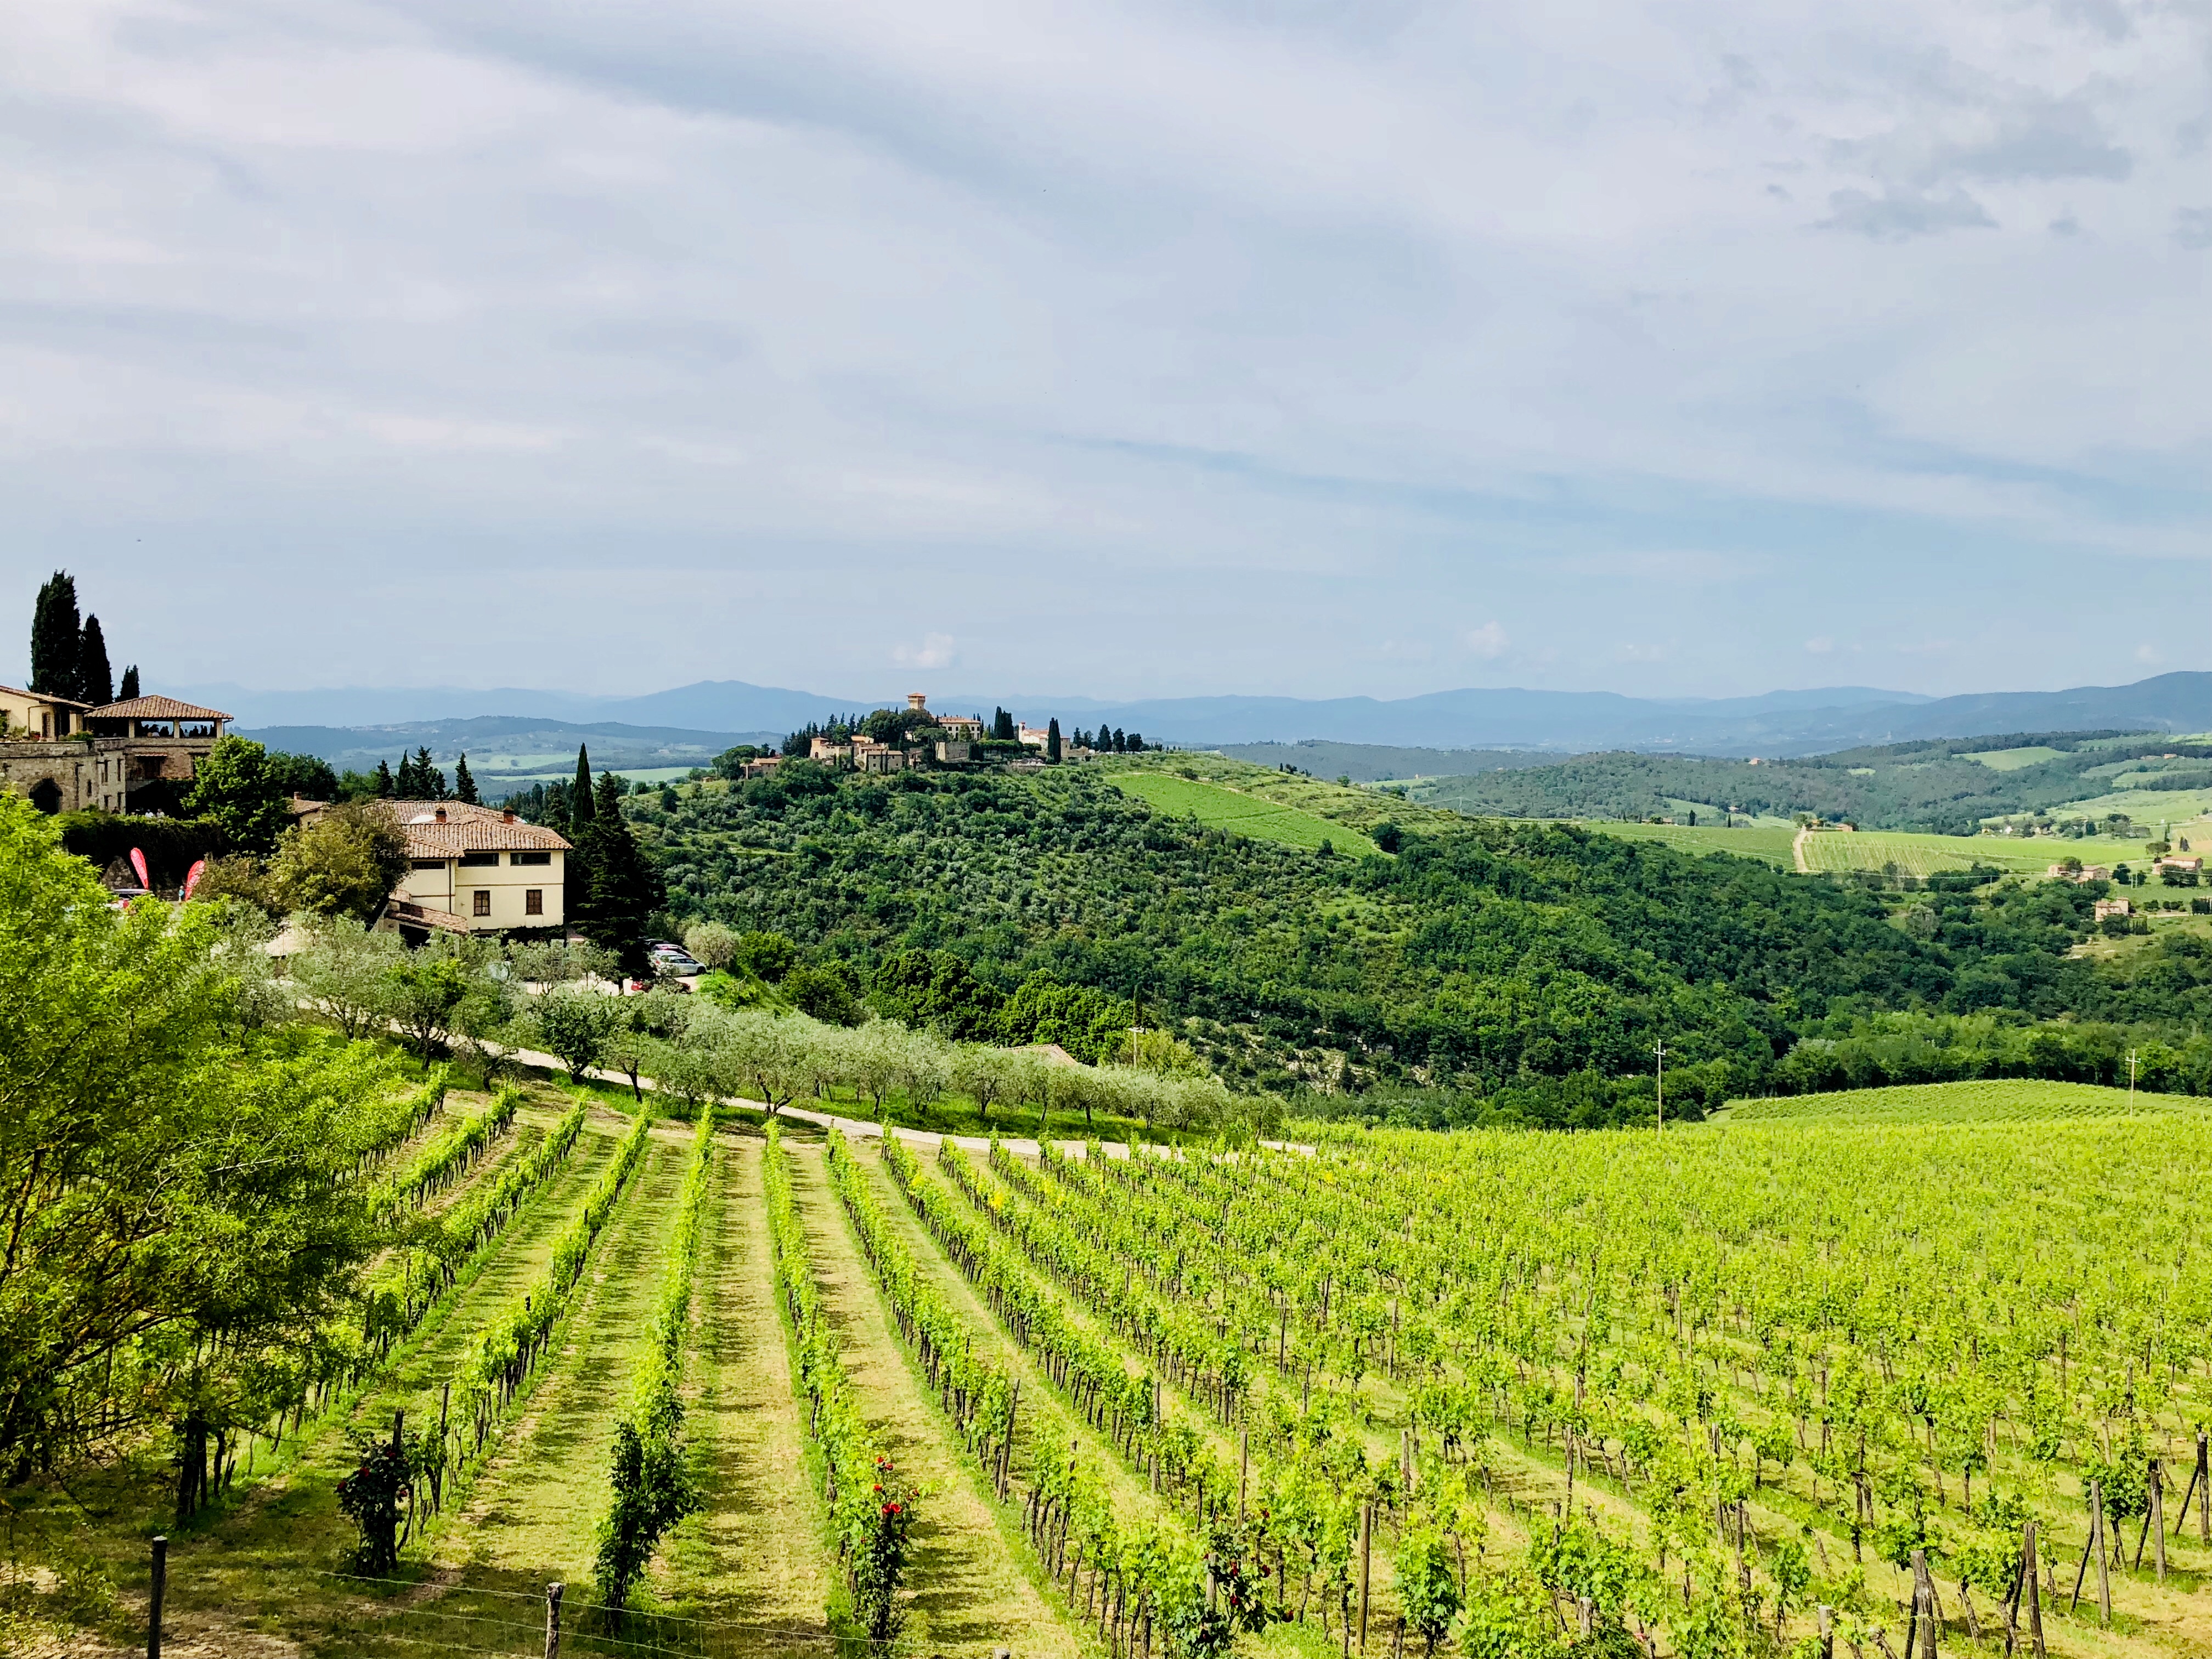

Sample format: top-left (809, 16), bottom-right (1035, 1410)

top-left (1103, 768), bottom-right (1380, 856)
top-left (1724, 1075), bottom-right (2205, 1121)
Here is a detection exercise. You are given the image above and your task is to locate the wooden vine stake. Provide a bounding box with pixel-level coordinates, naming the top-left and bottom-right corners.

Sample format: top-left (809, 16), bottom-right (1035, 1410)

top-left (2021, 1519), bottom-right (2046, 1659)
top-left (1816, 1605), bottom-right (1833, 1659)
top-left (544, 1581), bottom-right (563, 1659)
top-left (1357, 1501), bottom-right (1373, 1655)
top-left (2200, 1430), bottom-right (2210, 1543)
top-left (2094, 1481), bottom-right (2112, 1627)
top-left (1908, 1549), bottom-right (1938, 1658)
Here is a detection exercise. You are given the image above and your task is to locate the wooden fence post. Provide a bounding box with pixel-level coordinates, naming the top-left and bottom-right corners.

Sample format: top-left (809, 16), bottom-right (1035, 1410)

top-left (1239, 1429), bottom-right (1249, 1521)
top-left (544, 1581), bottom-right (563, 1659)
top-left (1816, 1605), bottom-right (1833, 1659)
top-left (147, 1536), bottom-right (167, 1659)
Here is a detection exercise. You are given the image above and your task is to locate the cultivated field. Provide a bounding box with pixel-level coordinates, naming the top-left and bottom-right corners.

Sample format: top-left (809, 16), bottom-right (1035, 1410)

top-left (14, 1075), bottom-right (2212, 1659)
top-left (1104, 769), bottom-right (1381, 856)
top-left (1724, 1076), bottom-right (2212, 1121)
top-left (1584, 819), bottom-right (2171, 880)
top-left (1577, 820), bottom-right (1802, 866)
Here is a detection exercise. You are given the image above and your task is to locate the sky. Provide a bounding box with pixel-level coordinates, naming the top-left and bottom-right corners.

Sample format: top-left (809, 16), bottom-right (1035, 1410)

top-left (3, 0), bottom-right (2209, 704)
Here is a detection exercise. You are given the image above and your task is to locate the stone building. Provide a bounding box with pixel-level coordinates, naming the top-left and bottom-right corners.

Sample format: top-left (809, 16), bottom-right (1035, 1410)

top-left (0, 690), bottom-right (232, 815)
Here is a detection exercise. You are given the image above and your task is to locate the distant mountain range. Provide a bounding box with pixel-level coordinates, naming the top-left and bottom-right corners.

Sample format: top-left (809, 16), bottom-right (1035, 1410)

top-left (208, 670), bottom-right (2212, 762)
top-left (237, 715), bottom-right (780, 786)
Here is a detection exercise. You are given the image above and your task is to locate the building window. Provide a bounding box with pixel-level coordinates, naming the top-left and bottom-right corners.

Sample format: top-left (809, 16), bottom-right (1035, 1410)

top-left (473, 889), bottom-right (492, 917)
top-left (524, 889), bottom-right (544, 916)
top-left (459, 851), bottom-right (499, 867)
top-left (511, 850), bottom-right (552, 866)
top-left (410, 859), bottom-right (445, 872)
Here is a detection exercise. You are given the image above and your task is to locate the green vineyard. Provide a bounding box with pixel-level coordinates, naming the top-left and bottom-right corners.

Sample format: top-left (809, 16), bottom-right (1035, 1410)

top-left (14, 1072), bottom-right (2212, 1659)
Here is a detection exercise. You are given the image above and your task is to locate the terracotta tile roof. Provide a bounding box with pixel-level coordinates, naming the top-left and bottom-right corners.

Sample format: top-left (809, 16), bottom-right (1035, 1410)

top-left (383, 898), bottom-right (475, 934)
top-left (0, 683), bottom-right (91, 708)
top-left (385, 799), bottom-right (572, 855)
top-left (90, 695), bottom-right (233, 721)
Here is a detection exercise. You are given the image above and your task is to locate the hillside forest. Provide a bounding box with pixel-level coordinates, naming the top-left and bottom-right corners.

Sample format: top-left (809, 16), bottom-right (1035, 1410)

top-left (1401, 731), bottom-right (2212, 834)
top-left (632, 754), bottom-right (2212, 1127)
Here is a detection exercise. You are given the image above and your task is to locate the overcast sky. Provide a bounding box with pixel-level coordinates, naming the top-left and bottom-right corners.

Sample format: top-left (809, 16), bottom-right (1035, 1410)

top-left (4, 0), bottom-right (2208, 703)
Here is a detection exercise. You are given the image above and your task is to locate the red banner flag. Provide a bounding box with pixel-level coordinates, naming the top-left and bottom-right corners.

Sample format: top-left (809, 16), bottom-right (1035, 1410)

top-left (129, 847), bottom-right (150, 890)
top-left (183, 859), bottom-right (208, 899)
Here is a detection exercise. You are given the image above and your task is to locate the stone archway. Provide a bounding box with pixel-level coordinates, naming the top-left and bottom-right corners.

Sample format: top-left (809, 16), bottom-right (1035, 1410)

top-left (28, 778), bottom-right (63, 814)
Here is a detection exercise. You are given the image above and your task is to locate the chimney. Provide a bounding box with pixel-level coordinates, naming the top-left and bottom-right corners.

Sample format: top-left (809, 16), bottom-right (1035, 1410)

top-left (501, 807), bottom-right (516, 823)
top-left (434, 806), bottom-right (447, 823)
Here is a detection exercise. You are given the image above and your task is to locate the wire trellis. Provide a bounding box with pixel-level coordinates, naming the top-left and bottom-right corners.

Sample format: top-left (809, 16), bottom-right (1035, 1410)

top-left (314, 1570), bottom-right (979, 1658)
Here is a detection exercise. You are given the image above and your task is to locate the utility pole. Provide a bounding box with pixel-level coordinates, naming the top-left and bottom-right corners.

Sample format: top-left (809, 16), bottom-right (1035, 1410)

top-left (2128, 1049), bottom-right (2139, 1103)
top-left (1655, 1040), bottom-right (1666, 1135)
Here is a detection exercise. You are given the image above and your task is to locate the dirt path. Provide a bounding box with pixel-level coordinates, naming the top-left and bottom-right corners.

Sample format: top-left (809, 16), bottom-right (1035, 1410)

top-left (661, 1134), bottom-right (834, 1640)
top-left (786, 1142), bottom-right (1080, 1659)
top-left (441, 1132), bottom-right (686, 1582)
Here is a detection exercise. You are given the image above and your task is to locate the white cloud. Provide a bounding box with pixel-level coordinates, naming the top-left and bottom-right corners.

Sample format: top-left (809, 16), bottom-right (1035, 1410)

top-left (1805, 636), bottom-right (1835, 654)
top-left (2135, 642), bottom-right (2163, 664)
top-left (893, 632), bottom-right (956, 670)
top-left (0, 0), bottom-right (2206, 698)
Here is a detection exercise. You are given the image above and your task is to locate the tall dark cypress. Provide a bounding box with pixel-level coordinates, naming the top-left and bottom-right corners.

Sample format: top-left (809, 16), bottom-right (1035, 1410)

top-left (1047, 718), bottom-right (1062, 763)
top-left (566, 745), bottom-right (596, 936)
top-left (76, 616), bottom-right (114, 707)
top-left (118, 664), bottom-right (140, 701)
top-left (569, 746), bottom-right (596, 834)
top-left (453, 753), bottom-right (479, 804)
top-left (578, 771), bottom-right (663, 974)
top-left (374, 759), bottom-right (395, 797)
top-left (29, 572), bottom-right (80, 700)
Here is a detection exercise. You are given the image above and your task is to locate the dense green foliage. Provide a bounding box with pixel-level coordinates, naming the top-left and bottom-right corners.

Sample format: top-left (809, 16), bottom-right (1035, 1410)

top-left (636, 763), bottom-right (2212, 1118)
top-left (1410, 730), bottom-right (2208, 833)
top-left (0, 794), bottom-right (408, 1481)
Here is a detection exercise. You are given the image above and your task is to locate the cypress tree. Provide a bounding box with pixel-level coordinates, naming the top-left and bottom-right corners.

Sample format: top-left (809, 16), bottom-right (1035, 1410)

top-left (566, 746), bottom-right (596, 937)
top-left (408, 746), bottom-right (448, 799)
top-left (374, 759), bottom-right (395, 798)
top-left (77, 616), bottom-right (114, 707)
top-left (118, 665), bottom-right (140, 701)
top-left (570, 746), bottom-right (596, 835)
top-left (453, 753), bottom-right (479, 804)
top-left (1047, 718), bottom-right (1062, 763)
top-left (578, 772), bottom-right (664, 975)
top-left (29, 572), bottom-right (80, 700)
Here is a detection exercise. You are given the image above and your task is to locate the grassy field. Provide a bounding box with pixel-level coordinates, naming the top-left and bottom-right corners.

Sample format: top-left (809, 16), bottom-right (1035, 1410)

top-left (1724, 1076), bottom-right (2212, 1121)
top-left (1105, 769), bottom-right (1380, 856)
top-left (1963, 744), bottom-right (2067, 770)
top-left (1576, 820), bottom-right (1802, 866)
top-left (1582, 819), bottom-right (2170, 879)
